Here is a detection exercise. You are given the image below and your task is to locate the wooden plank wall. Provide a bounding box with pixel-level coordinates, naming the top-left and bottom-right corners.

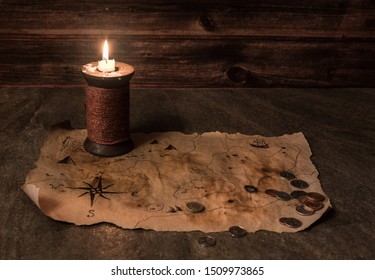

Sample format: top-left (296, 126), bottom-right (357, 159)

top-left (0, 0), bottom-right (374, 88)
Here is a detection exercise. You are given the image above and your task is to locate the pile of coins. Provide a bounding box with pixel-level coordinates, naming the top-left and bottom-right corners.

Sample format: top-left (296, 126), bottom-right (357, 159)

top-left (298, 192), bottom-right (325, 213)
top-left (194, 170), bottom-right (327, 246)
top-left (264, 171), bottom-right (327, 228)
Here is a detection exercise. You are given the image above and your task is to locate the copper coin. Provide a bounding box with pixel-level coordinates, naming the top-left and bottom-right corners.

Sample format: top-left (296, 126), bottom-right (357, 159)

top-left (306, 192), bottom-right (325, 202)
top-left (303, 200), bottom-right (324, 211)
top-left (291, 190), bottom-right (307, 200)
top-left (290, 179), bottom-right (309, 189)
top-left (244, 185), bottom-right (258, 193)
top-left (265, 189), bottom-right (278, 197)
top-left (280, 172), bottom-right (296, 180)
top-left (229, 226), bottom-right (247, 238)
top-left (279, 217), bottom-right (302, 228)
top-left (186, 202), bottom-right (205, 213)
top-left (296, 205), bottom-right (315, 216)
top-left (276, 191), bottom-right (292, 201)
top-left (297, 195), bottom-right (308, 203)
top-left (198, 236), bottom-right (216, 247)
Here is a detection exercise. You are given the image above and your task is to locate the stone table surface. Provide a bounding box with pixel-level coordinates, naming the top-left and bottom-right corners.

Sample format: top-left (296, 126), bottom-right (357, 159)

top-left (0, 87), bottom-right (374, 259)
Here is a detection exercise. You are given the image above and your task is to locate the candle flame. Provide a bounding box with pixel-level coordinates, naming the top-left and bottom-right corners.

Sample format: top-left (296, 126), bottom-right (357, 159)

top-left (102, 40), bottom-right (109, 61)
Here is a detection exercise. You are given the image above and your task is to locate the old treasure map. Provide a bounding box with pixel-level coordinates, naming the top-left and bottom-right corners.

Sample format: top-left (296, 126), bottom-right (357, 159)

top-left (22, 125), bottom-right (331, 233)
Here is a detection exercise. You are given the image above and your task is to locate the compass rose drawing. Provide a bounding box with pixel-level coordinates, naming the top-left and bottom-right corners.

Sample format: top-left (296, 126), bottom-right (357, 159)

top-left (68, 176), bottom-right (124, 207)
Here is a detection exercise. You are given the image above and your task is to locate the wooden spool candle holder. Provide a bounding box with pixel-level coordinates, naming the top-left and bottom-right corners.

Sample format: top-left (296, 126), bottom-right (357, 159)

top-left (81, 62), bottom-right (135, 157)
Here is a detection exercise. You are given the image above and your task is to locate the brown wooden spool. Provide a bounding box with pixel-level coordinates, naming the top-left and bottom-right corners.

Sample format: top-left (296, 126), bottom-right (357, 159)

top-left (81, 62), bottom-right (135, 157)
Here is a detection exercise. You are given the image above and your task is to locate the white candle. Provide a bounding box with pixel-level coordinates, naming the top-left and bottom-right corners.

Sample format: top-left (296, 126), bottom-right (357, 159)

top-left (98, 40), bottom-right (116, 72)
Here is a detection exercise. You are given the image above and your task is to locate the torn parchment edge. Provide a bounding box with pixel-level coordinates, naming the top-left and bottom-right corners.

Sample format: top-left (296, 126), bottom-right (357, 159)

top-left (22, 184), bottom-right (40, 208)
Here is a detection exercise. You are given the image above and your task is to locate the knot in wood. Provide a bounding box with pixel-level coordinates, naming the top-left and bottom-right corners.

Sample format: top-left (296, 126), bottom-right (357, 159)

top-left (227, 66), bottom-right (249, 84)
top-left (199, 15), bottom-right (215, 31)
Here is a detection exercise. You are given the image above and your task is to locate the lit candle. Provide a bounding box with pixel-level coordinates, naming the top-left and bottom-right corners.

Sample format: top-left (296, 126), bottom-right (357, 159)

top-left (81, 42), bottom-right (135, 157)
top-left (97, 40), bottom-right (116, 72)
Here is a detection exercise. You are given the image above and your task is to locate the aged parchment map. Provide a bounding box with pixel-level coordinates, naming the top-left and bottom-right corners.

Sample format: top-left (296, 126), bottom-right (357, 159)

top-left (22, 125), bottom-right (331, 232)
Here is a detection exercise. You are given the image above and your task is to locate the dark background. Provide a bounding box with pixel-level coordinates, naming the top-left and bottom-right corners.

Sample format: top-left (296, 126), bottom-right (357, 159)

top-left (0, 0), bottom-right (374, 88)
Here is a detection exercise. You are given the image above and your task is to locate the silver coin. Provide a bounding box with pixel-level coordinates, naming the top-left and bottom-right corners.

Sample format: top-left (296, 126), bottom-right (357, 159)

top-left (186, 202), bottom-right (205, 213)
top-left (290, 179), bottom-right (309, 189)
top-left (296, 204), bottom-right (315, 216)
top-left (229, 226), bottom-right (247, 238)
top-left (279, 217), bottom-right (302, 228)
top-left (280, 172), bottom-right (296, 180)
top-left (198, 236), bottom-right (216, 247)
top-left (244, 185), bottom-right (258, 193)
top-left (250, 139), bottom-right (269, 148)
top-left (291, 190), bottom-right (307, 200)
top-left (276, 191), bottom-right (292, 201)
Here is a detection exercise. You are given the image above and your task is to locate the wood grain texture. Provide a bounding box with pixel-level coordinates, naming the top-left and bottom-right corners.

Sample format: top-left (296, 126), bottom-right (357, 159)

top-left (0, 0), bottom-right (374, 87)
top-left (1, 0), bottom-right (374, 39)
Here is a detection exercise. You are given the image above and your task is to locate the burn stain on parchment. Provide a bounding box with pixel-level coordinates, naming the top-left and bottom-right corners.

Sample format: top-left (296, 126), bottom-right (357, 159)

top-left (39, 196), bottom-right (61, 214)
